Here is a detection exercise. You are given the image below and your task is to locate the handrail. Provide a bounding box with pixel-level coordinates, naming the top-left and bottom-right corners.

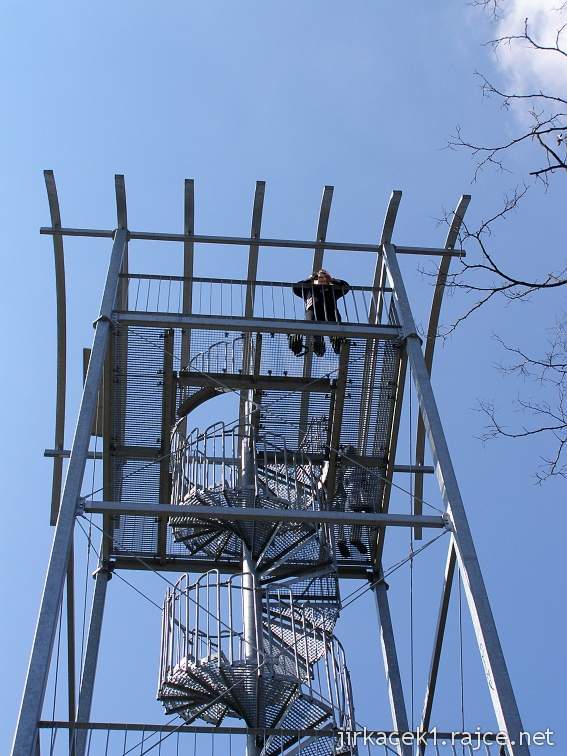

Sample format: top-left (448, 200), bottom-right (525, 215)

top-left (120, 272), bottom-right (387, 292)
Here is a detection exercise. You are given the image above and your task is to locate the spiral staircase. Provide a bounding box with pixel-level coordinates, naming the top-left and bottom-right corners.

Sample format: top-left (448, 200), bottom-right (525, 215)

top-left (157, 336), bottom-right (357, 755)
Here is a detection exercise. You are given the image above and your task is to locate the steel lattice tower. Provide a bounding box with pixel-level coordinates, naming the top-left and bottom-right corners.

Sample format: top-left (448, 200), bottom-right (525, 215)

top-left (12, 173), bottom-right (530, 756)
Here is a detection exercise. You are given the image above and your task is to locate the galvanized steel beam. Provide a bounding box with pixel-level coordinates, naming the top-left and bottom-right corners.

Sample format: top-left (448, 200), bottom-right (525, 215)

top-left (74, 566), bottom-right (112, 756)
top-left (11, 227), bottom-right (128, 756)
top-left (382, 242), bottom-right (530, 756)
top-left (298, 186), bottom-right (334, 446)
top-left (115, 311), bottom-right (401, 340)
top-left (181, 178), bottom-right (195, 370)
top-left (84, 500), bottom-right (447, 529)
top-left (419, 541), bottom-right (456, 752)
top-left (373, 582), bottom-right (412, 756)
top-left (40, 226), bottom-right (465, 257)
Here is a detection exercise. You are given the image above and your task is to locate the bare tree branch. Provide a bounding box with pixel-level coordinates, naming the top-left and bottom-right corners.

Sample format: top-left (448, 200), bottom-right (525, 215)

top-left (476, 322), bottom-right (567, 481)
top-left (441, 4), bottom-right (567, 480)
top-left (487, 18), bottom-right (567, 58)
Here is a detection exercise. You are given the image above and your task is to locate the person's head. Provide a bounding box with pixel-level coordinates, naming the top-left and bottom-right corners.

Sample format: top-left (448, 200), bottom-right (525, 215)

top-left (314, 268), bottom-right (332, 284)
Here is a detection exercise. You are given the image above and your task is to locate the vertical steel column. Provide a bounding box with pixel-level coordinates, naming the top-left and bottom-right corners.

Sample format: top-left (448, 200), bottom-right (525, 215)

top-left (73, 566), bottom-right (112, 756)
top-left (372, 582), bottom-right (412, 756)
top-left (66, 544), bottom-right (76, 752)
top-left (419, 541), bottom-right (456, 754)
top-left (298, 186), bottom-right (333, 446)
top-left (180, 178), bottom-right (195, 370)
top-left (11, 229), bottom-right (128, 756)
top-left (358, 190), bottom-right (402, 452)
top-left (325, 339), bottom-right (350, 502)
top-left (240, 181), bottom-right (266, 444)
top-left (382, 242), bottom-right (530, 756)
top-left (158, 329), bottom-right (175, 561)
top-left (242, 546), bottom-right (261, 756)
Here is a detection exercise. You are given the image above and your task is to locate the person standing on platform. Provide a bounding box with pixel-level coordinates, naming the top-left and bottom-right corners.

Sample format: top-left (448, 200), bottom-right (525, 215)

top-left (288, 269), bottom-right (350, 357)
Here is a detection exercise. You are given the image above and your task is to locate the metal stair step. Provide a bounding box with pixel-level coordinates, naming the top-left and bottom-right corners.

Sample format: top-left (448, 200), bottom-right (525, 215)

top-left (261, 692), bottom-right (335, 756)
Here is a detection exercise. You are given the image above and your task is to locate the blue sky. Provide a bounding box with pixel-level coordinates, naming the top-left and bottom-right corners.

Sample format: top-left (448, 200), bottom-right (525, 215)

top-left (1, 2), bottom-right (565, 754)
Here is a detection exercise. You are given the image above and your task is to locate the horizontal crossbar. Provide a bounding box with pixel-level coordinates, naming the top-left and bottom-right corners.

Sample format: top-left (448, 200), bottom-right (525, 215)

top-left (177, 372), bottom-right (332, 392)
top-left (115, 311), bottom-right (402, 339)
top-left (84, 500), bottom-right (447, 529)
top-left (44, 447), bottom-right (433, 473)
top-left (38, 721), bottom-right (496, 741)
top-left (40, 226), bottom-right (465, 257)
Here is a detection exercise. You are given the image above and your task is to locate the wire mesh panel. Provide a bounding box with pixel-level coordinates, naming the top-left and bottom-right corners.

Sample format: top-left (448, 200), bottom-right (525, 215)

top-left (110, 325), bottom-right (171, 555)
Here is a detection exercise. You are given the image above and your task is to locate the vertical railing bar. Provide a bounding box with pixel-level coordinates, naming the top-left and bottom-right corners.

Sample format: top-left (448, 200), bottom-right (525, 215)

top-left (302, 612), bottom-right (311, 694)
top-left (323, 633), bottom-right (333, 717)
top-left (351, 289), bottom-right (361, 323)
top-left (286, 591), bottom-right (298, 679)
top-left (195, 581), bottom-right (200, 664)
top-left (135, 278), bottom-right (141, 311)
top-left (206, 572), bottom-right (211, 661)
top-left (170, 585), bottom-right (176, 672)
top-left (283, 445), bottom-right (290, 502)
top-left (330, 641), bottom-right (341, 723)
top-left (228, 576), bottom-right (234, 665)
top-left (216, 571), bottom-right (221, 668)
top-left (240, 575), bottom-right (245, 660)
top-left (185, 577), bottom-right (190, 666)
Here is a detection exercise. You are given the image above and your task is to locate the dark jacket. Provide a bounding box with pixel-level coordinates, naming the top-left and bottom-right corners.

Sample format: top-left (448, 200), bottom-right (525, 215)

top-left (292, 277), bottom-right (350, 322)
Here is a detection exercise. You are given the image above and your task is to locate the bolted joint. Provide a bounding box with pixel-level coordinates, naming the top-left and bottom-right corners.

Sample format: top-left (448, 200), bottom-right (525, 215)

top-left (112, 227), bottom-right (130, 241)
top-left (93, 562), bottom-right (113, 581)
top-left (367, 570), bottom-right (389, 590)
top-left (92, 314), bottom-right (114, 329)
top-left (442, 512), bottom-right (453, 531)
top-left (395, 330), bottom-right (423, 350)
top-left (76, 496), bottom-right (86, 516)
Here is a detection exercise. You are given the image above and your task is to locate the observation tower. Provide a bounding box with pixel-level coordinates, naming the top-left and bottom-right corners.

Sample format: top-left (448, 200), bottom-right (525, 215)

top-left (12, 173), bottom-right (530, 756)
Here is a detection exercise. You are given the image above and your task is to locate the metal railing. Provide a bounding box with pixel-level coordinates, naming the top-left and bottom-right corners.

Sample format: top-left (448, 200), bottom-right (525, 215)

top-left (184, 334), bottom-right (250, 375)
top-left (118, 273), bottom-right (393, 326)
top-left (170, 422), bottom-right (323, 511)
top-left (159, 570), bottom-right (355, 730)
top-left (160, 570), bottom-right (249, 677)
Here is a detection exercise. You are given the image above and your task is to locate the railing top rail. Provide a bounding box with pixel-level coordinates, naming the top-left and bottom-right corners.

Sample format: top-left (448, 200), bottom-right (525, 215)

top-left (119, 271), bottom-right (390, 292)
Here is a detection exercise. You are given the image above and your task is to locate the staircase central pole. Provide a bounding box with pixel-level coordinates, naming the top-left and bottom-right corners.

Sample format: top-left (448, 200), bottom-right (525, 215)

top-left (241, 423), bottom-right (262, 756)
